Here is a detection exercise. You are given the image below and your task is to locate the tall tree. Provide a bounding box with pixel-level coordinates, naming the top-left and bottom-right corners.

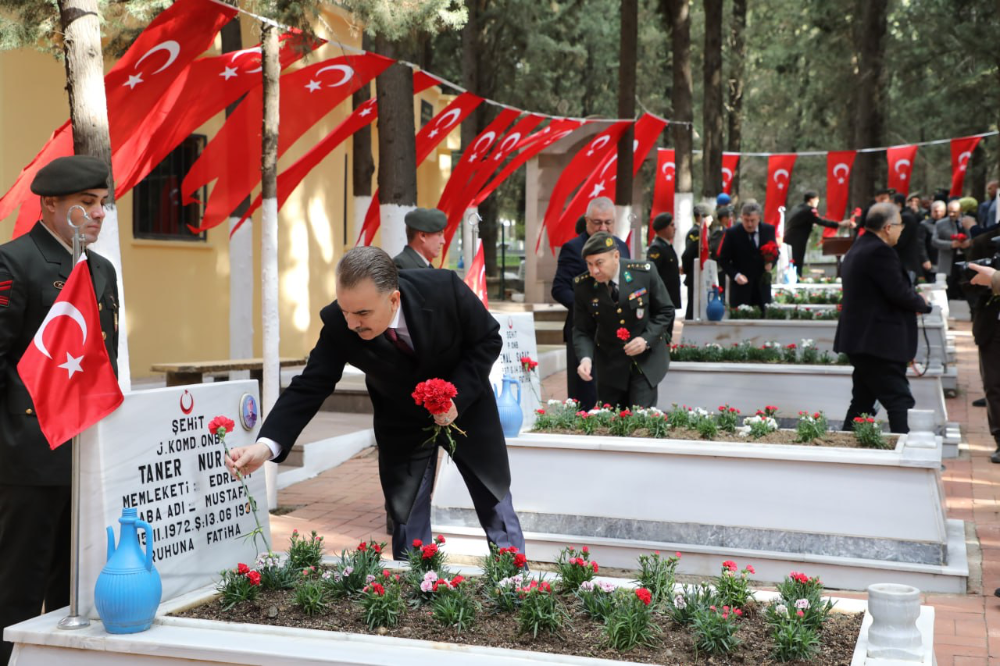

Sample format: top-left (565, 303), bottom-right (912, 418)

top-left (661, 0), bottom-right (693, 238)
top-left (725, 0), bottom-right (746, 194)
top-left (352, 32), bottom-right (376, 245)
top-left (615, 0), bottom-right (638, 239)
top-left (701, 0), bottom-right (723, 200)
top-left (850, 0), bottom-right (888, 206)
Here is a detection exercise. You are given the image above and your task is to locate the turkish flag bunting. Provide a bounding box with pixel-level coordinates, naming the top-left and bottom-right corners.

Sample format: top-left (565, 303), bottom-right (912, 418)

top-left (764, 153), bottom-right (797, 227)
top-left (357, 91), bottom-right (484, 246)
top-left (0, 0), bottom-right (238, 238)
top-left (538, 120), bottom-right (632, 251)
top-left (699, 219), bottom-right (710, 270)
top-left (721, 153), bottom-right (739, 195)
top-left (463, 240), bottom-right (489, 307)
top-left (824, 150), bottom-right (856, 236)
top-left (547, 114), bottom-right (666, 252)
top-left (649, 149), bottom-right (676, 244)
top-left (17, 257), bottom-right (123, 449)
top-left (117, 32), bottom-right (320, 197)
top-left (183, 52), bottom-right (394, 232)
top-left (949, 136), bottom-right (981, 197)
top-left (438, 114), bottom-right (547, 260)
top-left (471, 117), bottom-right (584, 209)
top-left (232, 71), bottom-right (442, 239)
top-left (886, 144), bottom-right (918, 197)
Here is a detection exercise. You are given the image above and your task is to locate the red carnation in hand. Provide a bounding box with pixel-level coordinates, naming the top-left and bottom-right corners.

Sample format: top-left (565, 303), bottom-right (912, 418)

top-left (635, 588), bottom-right (653, 605)
top-left (412, 378), bottom-right (458, 415)
top-left (760, 240), bottom-right (780, 264)
top-left (208, 415), bottom-right (236, 436)
top-left (616, 327), bottom-right (630, 342)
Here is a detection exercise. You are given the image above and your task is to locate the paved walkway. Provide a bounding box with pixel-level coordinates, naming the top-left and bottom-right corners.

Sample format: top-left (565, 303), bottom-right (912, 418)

top-left (271, 323), bottom-right (998, 664)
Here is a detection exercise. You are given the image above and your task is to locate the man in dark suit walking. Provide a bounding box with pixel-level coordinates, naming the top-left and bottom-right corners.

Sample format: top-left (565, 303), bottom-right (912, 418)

top-left (0, 156), bottom-right (120, 663)
top-left (834, 203), bottom-right (933, 433)
top-left (717, 201), bottom-right (777, 312)
top-left (550, 197), bottom-right (629, 410)
top-left (226, 247), bottom-right (523, 560)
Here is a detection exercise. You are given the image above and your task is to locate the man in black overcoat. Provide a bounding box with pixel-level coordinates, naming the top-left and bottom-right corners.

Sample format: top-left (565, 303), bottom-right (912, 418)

top-left (226, 247), bottom-right (523, 560)
top-left (647, 212), bottom-right (681, 340)
top-left (716, 201), bottom-right (777, 311)
top-left (0, 156), bottom-right (119, 663)
top-left (833, 203), bottom-right (933, 433)
top-left (550, 197), bottom-right (629, 410)
top-left (784, 191), bottom-right (851, 276)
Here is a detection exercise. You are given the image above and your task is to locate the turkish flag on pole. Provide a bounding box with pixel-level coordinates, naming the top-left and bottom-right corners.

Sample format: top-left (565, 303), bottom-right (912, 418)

top-left (183, 52), bottom-right (394, 232)
top-left (17, 257), bottom-right (123, 449)
top-left (648, 149), bottom-right (676, 244)
top-left (886, 145), bottom-right (918, 197)
top-left (764, 153), bottom-right (797, 227)
top-left (949, 136), bottom-right (981, 197)
top-left (824, 150), bottom-right (856, 236)
top-left (1, 0), bottom-right (238, 237)
top-left (463, 240), bottom-right (489, 307)
top-left (436, 108), bottom-right (520, 217)
top-left (721, 153), bottom-right (740, 195)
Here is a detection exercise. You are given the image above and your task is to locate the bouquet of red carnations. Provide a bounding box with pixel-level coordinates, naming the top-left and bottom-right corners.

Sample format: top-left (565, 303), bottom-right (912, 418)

top-left (760, 240), bottom-right (780, 264)
top-left (412, 378), bottom-right (466, 457)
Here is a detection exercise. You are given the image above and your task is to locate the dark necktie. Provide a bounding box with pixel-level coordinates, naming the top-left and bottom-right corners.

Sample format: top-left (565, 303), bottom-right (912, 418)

top-left (609, 280), bottom-right (619, 302)
top-left (384, 327), bottom-right (415, 357)
top-left (752, 231), bottom-right (759, 248)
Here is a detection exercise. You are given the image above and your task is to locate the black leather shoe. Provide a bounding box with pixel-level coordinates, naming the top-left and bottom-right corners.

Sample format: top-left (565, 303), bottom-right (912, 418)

top-left (973, 398), bottom-right (987, 407)
top-left (995, 587), bottom-right (1000, 598)
top-left (991, 450), bottom-right (1000, 464)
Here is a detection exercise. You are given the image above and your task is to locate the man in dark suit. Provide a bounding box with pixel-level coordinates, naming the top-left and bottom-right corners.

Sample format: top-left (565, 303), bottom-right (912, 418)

top-left (573, 232), bottom-right (674, 409)
top-left (226, 247), bottom-right (523, 560)
top-left (647, 213), bottom-right (681, 340)
top-left (392, 208), bottom-right (446, 270)
top-left (784, 191), bottom-right (851, 276)
top-left (0, 156), bottom-right (119, 663)
top-left (892, 193), bottom-right (931, 283)
top-left (834, 203), bottom-right (933, 434)
top-left (550, 197), bottom-right (629, 410)
top-left (717, 201), bottom-right (777, 311)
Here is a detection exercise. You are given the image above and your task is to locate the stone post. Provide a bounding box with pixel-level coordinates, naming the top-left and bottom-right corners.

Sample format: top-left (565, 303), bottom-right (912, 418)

top-left (865, 583), bottom-right (924, 661)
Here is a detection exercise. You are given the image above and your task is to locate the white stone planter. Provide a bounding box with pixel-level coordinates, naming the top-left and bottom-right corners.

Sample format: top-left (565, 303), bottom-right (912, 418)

top-left (4, 568), bottom-right (935, 666)
top-left (432, 417), bottom-right (967, 593)
top-left (658, 362), bottom-right (961, 457)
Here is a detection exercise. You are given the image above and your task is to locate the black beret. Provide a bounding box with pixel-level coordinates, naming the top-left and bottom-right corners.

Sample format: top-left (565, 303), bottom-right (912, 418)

top-left (30, 155), bottom-right (110, 196)
top-left (581, 231), bottom-right (619, 257)
top-left (404, 207), bottom-right (447, 233)
top-left (652, 213), bottom-right (674, 231)
top-left (715, 206), bottom-right (732, 219)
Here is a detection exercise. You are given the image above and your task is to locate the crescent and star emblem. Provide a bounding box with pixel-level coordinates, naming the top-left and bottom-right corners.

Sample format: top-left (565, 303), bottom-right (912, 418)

top-left (306, 64), bottom-right (355, 92)
top-left (494, 133), bottom-right (521, 160)
top-left (179, 390), bottom-right (194, 415)
top-left (586, 135), bottom-right (610, 156)
top-left (222, 47), bottom-right (263, 79)
top-left (427, 108), bottom-right (463, 138)
top-left (32, 302), bottom-right (88, 379)
top-left (772, 168), bottom-right (790, 190)
top-left (124, 40), bottom-right (180, 89)
top-left (722, 167), bottom-right (734, 182)
top-left (958, 151), bottom-right (972, 172)
top-left (662, 161), bottom-right (676, 182)
top-left (832, 162), bottom-right (850, 184)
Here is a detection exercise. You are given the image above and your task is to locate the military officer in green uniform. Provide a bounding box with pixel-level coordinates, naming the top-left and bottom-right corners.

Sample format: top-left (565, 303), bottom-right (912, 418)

top-left (0, 155), bottom-right (119, 662)
top-left (647, 213), bottom-right (681, 341)
top-left (393, 207), bottom-right (447, 270)
top-left (573, 232), bottom-right (674, 409)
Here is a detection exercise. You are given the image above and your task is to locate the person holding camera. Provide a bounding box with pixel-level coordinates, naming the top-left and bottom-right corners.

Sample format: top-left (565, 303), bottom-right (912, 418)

top-left (834, 202), bottom-right (933, 434)
top-left (964, 233), bottom-right (1000, 463)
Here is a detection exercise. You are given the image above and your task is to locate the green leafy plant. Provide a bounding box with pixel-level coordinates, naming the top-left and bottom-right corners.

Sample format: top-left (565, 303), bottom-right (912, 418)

top-left (323, 540), bottom-right (387, 597)
top-left (406, 534), bottom-right (447, 576)
top-left (286, 529), bottom-right (324, 570)
top-left (668, 582), bottom-right (718, 626)
top-left (715, 560), bottom-right (755, 609)
top-left (773, 571), bottom-right (835, 631)
top-left (576, 580), bottom-right (618, 621)
top-left (480, 543), bottom-right (528, 586)
top-left (604, 587), bottom-right (661, 651)
top-left (293, 578), bottom-right (328, 615)
top-left (795, 411), bottom-right (828, 442)
top-left (516, 578), bottom-right (568, 638)
top-left (254, 552), bottom-right (296, 590)
top-left (358, 572), bottom-right (406, 630)
top-left (668, 404), bottom-right (694, 429)
top-left (430, 576), bottom-right (479, 632)
top-left (694, 410), bottom-right (719, 439)
top-left (635, 550), bottom-right (681, 604)
top-left (555, 545), bottom-right (598, 592)
top-left (852, 415), bottom-right (889, 449)
top-left (743, 413), bottom-right (779, 439)
top-left (491, 572), bottom-right (527, 612)
top-left (716, 405), bottom-right (741, 432)
top-left (691, 604), bottom-right (742, 655)
top-left (608, 409), bottom-right (640, 437)
top-left (768, 604), bottom-right (821, 661)
top-left (217, 563), bottom-right (261, 611)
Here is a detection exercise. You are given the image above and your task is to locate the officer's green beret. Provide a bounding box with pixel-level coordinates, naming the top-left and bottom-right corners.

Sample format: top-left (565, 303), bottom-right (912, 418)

top-left (652, 213), bottom-right (673, 231)
top-left (30, 155), bottom-right (110, 196)
top-left (581, 231), bottom-right (619, 257)
top-left (715, 206), bottom-right (732, 219)
top-left (693, 204), bottom-right (711, 217)
top-left (404, 207), bottom-right (447, 233)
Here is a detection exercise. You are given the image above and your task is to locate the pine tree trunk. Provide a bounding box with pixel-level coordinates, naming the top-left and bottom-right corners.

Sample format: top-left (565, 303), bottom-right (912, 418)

top-left (850, 0), bottom-right (888, 207)
top-left (461, 0), bottom-right (483, 273)
top-left (260, 22), bottom-right (280, 507)
top-left (664, 0), bottom-right (693, 196)
top-left (615, 0), bottom-right (638, 220)
top-left (726, 0), bottom-right (746, 194)
top-left (352, 32), bottom-right (375, 246)
top-left (58, 0), bottom-right (131, 390)
top-left (702, 0), bottom-right (724, 200)
top-left (374, 36), bottom-right (418, 257)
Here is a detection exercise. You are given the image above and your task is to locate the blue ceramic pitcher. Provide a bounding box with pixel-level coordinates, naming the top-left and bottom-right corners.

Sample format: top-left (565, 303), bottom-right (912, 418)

top-left (493, 374), bottom-right (523, 438)
top-left (706, 286), bottom-right (725, 321)
top-left (94, 507), bottom-right (162, 634)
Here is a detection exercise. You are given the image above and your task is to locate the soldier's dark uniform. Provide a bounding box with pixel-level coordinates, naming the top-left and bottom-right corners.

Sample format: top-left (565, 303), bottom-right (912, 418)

top-left (647, 213), bottom-right (682, 341)
top-left (0, 156), bottom-right (119, 663)
top-left (392, 208), bottom-right (446, 270)
top-left (573, 233), bottom-right (674, 409)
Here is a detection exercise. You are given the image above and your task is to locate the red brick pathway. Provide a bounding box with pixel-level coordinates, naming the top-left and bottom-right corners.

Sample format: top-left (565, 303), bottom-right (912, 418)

top-left (271, 323), bottom-right (998, 664)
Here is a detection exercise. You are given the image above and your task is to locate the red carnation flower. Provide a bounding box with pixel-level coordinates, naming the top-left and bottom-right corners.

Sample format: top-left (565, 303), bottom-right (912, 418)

top-left (722, 560), bottom-right (737, 572)
top-left (370, 583), bottom-right (385, 596)
top-left (616, 327), bottom-right (630, 342)
top-left (237, 562), bottom-right (249, 575)
top-left (412, 378), bottom-right (458, 416)
top-left (358, 542), bottom-right (367, 552)
top-left (373, 543), bottom-right (382, 553)
top-left (591, 561), bottom-right (599, 573)
top-left (422, 543), bottom-right (438, 559)
top-left (436, 535), bottom-right (446, 544)
top-left (746, 564), bottom-right (755, 574)
top-left (246, 570), bottom-right (261, 586)
top-left (635, 588), bottom-right (653, 605)
top-left (514, 553), bottom-right (527, 568)
top-left (520, 356), bottom-right (539, 371)
top-left (450, 575), bottom-right (465, 587)
top-left (208, 415), bottom-right (236, 437)
top-left (412, 539), bottom-right (423, 548)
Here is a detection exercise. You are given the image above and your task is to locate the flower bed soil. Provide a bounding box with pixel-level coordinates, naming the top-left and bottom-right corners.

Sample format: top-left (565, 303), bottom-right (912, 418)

top-left (534, 427), bottom-right (897, 449)
top-left (174, 580), bottom-right (863, 665)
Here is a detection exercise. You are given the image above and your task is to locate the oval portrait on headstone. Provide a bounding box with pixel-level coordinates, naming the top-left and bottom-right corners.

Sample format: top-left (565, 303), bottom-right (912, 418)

top-left (239, 393), bottom-right (258, 431)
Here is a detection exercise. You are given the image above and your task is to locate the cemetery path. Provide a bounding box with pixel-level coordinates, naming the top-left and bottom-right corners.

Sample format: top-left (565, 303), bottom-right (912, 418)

top-left (271, 321), bottom-right (999, 665)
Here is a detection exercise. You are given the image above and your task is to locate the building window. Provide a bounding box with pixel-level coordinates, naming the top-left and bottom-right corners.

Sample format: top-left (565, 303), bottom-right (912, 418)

top-left (132, 135), bottom-right (207, 241)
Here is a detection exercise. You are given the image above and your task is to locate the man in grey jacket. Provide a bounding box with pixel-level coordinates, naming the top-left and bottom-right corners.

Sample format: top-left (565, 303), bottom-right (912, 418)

top-left (932, 200), bottom-right (972, 298)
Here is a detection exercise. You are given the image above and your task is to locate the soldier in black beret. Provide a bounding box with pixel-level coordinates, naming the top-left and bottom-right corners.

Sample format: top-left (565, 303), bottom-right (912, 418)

top-left (0, 154), bottom-right (119, 661)
top-left (573, 232), bottom-right (674, 409)
top-left (646, 213), bottom-right (681, 340)
top-left (393, 207), bottom-right (448, 270)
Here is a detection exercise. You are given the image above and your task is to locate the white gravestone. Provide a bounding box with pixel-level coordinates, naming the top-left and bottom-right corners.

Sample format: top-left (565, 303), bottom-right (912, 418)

top-left (77, 381), bottom-right (270, 619)
top-left (489, 312), bottom-right (542, 432)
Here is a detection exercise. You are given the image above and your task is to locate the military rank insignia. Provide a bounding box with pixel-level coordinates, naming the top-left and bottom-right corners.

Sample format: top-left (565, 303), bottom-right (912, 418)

top-left (624, 271), bottom-right (633, 283)
top-left (0, 278), bottom-right (10, 307)
top-left (605, 237), bottom-right (614, 247)
top-left (649, 251), bottom-right (660, 259)
top-left (628, 288), bottom-right (647, 300)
